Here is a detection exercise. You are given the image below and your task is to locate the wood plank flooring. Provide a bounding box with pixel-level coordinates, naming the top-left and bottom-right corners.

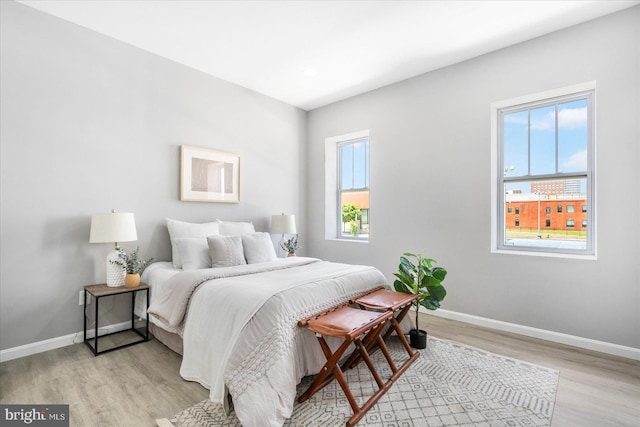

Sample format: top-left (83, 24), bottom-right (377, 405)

top-left (423, 314), bottom-right (640, 427)
top-left (1, 314), bottom-right (638, 426)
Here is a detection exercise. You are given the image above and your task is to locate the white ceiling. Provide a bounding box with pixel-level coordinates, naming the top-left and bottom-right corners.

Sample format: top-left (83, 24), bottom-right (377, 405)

top-left (18, 1), bottom-right (639, 111)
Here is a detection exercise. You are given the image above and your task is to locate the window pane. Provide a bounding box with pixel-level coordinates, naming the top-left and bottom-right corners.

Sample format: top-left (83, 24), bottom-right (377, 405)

top-left (365, 141), bottom-right (370, 187)
top-left (530, 105), bottom-right (556, 175)
top-left (340, 191), bottom-right (369, 238)
top-left (352, 141), bottom-right (367, 189)
top-left (558, 99), bottom-right (588, 173)
top-left (339, 138), bottom-right (370, 239)
top-left (503, 111), bottom-right (528, 177)
top-left (340, 144), bottom-right (353, 190)
top-left (504, 179), bottom-right (587, 250)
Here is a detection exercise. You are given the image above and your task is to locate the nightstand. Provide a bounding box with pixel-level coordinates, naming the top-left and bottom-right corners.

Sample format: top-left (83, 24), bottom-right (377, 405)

top-left (83, 283), bottom-right (150, 356)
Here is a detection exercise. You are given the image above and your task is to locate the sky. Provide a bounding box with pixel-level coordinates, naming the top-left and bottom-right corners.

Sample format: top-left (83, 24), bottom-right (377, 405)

top-left (341, 140), bottom-right (369, 190)
top-left (503, 98), bottom-right (588, 194)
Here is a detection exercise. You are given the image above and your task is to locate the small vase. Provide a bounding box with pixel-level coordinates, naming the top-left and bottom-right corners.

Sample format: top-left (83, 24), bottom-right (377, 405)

top-left (409, 329), bottom-right (428, 349)
top-left (287, 252), bottom-right (296, 257)
top-left (124, 273), bottom-right (140, 288)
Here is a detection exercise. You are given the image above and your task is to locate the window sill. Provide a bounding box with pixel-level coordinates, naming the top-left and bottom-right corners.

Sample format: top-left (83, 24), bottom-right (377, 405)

top-left (491, 248), bottom-right (596, 260)
top-left (326, 238), bottom-right (369, 244)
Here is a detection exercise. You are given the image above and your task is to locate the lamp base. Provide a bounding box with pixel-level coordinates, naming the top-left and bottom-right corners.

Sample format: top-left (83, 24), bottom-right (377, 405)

top-left (106, 249), bottom-right (125, 287)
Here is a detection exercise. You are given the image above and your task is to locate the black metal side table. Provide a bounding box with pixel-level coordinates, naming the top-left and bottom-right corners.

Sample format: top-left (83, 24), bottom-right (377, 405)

top-left (83, 283), bottom-right (150, 356)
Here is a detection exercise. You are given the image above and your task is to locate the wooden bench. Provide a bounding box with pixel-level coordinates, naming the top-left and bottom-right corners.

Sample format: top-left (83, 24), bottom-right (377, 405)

top-left (347, 289), bottom-right (421, 370)
top-left (297, 304), bottom-right (394, 427)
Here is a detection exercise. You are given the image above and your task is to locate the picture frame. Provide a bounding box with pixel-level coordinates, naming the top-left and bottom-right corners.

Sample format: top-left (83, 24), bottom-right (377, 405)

top-left (180, 145), bottom-right (240, 203)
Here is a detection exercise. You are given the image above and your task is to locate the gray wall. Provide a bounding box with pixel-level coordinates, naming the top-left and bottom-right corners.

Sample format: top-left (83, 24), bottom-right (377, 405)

top-left (0, 2), bottom-right (306, 350)
top-left (2, 2), bottom-right (638, 353)
top-left (306, 7), bottom-right (640, 348)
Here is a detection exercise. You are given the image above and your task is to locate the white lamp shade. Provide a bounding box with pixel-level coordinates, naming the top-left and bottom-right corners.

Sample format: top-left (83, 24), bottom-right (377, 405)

top-left (90, 211), bottom-right (137, 287)
top-left (90, 212), bottom-right (138, 244)
top-left (271, 214), bottom-right (296, 235)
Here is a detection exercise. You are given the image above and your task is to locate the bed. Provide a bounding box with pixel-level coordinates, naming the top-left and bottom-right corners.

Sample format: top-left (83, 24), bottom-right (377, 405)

top-left (137, 219), bottom-right (397, 427)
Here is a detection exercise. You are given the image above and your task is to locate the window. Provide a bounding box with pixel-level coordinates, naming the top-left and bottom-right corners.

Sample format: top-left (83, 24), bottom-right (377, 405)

top-left (515, 207), bottom-right (520, 214)
top-left (582, 220), bottom-right (587, 228)
top-left (507, 206), bottom-right (512, 214)
top-left (339, 138), bottom-right (369, 239)
top-left (582, 205), bottom-right (587, 213)
top-left (492, 82), bottom-right (595, 257)
top-left (325, 130), bottom-right (370, 241)
top-left (515, 219), bottom-right (520, 227)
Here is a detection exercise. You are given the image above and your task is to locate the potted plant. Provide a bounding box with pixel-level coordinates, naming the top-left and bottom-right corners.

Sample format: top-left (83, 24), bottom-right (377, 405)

top-left (393, 252), bottom-right (447, 349)
top-left (109, 246), bottom-right (153, 288)
top-left (280, 234), bottom-right (300, 257)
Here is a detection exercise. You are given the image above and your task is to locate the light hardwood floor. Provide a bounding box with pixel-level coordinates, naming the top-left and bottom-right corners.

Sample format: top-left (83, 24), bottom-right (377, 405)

top-left (1, 315), bottom-right (638, 426)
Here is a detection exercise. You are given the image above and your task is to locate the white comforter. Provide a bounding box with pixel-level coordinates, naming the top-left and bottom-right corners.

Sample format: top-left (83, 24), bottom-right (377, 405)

top-left (147, 257), bottom-right (388, 426)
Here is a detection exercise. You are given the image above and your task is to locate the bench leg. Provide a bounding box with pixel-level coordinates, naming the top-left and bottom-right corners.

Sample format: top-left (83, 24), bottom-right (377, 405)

top-left (345, 304), bottom-right (417, 371)
top-left (345, 334), bottom-right (401, 427)
top-left (298, 336), bottom-right (353, 404)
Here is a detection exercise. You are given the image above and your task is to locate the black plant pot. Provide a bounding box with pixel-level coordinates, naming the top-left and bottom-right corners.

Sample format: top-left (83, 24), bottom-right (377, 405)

top-left (409, 329), bottom-right (427, 349)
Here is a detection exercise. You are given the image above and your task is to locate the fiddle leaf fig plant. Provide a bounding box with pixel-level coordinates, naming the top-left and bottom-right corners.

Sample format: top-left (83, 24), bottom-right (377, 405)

top-left (393, 252), bottom-right (447, 332)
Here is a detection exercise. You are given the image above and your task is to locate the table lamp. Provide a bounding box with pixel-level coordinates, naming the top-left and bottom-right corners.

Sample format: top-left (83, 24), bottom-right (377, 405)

top-left (271, 213), bottom-right (296, 256)
top-left (90, 209), bottom-right (138, 287)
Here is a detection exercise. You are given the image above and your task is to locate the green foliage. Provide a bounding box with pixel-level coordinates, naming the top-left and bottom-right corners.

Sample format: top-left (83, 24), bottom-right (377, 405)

top-left (341, 203), bottom-right (361, 223)
top-left (350, 221), bottom-right (359, 236)
top-left (109, 246), bottom-right (154, 274)
top-left (393, 252), bottom-right (447, 331)
top-left (280, 234), bottom-right (300, 254)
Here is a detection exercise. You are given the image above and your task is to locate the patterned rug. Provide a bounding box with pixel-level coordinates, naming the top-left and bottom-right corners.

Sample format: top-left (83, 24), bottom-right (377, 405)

top-left (159, 336), bottom-right (558, 426)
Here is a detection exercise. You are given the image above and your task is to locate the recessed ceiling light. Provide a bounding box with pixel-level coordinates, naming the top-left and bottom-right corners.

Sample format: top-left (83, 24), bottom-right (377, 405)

top-left (303, 68), bottom-right (318, 77)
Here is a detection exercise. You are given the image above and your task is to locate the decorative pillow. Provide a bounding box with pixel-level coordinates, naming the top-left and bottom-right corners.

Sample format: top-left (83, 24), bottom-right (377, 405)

top-left (217, 219), bottom-right (255, 236)
top-left (167, 219), bottom-right (220, 269)
top-left (175, 237), bottom-right (210, 270)
top-left (207, 235), bottom-right (247, 268)
top-left (242, 232), bottom-right (278, 264)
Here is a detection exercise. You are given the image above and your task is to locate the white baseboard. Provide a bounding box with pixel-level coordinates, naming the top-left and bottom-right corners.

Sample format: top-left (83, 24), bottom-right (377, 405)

top-left (424, 308), bottom-right (640, 361)
top-left (0, 319), bottom-right (145, 363)
top-left (2, 310), bottom-right (638, 362)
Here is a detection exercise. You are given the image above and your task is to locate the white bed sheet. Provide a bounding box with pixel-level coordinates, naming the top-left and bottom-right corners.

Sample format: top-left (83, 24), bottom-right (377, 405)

top-left (135, 261), bottom-right (181, 330)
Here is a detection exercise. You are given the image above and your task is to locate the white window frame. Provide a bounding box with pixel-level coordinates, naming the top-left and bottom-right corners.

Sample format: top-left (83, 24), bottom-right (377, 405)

top-left (490, 82), bottom-right (596, 259)
top-left (325, 130), bottom-right (370, 241)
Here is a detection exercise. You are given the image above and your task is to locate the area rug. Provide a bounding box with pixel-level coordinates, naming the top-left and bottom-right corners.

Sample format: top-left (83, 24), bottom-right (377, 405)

top-left (159, 336), bottom-right (559, 426)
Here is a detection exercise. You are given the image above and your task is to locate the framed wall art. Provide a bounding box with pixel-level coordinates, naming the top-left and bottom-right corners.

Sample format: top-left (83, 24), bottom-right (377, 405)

top-left (180, 145), bottom-right (240, 203)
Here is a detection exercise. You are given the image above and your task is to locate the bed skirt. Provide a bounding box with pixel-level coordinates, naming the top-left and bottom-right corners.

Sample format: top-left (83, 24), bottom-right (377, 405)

top-left (150, 323), bottom-right (183, 355)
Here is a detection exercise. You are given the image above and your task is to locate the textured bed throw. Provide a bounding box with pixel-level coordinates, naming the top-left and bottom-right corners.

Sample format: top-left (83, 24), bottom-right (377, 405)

top-left (151, 258), bottom-right (390, 426)
top-left (158, 336), bottom-right (559, 427)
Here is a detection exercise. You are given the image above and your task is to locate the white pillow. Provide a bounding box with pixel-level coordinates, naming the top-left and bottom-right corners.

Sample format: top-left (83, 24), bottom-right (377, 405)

top-left (207, 235), bottom-right (247, 268)
top-left (175, 237), bottom-right (210, 270)
top-left (242, 232), bottom-right (277, 264)
top-left (167, 219), bottom-right (220, 268)
top-left (217, 219), bottom-right (255, 236)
